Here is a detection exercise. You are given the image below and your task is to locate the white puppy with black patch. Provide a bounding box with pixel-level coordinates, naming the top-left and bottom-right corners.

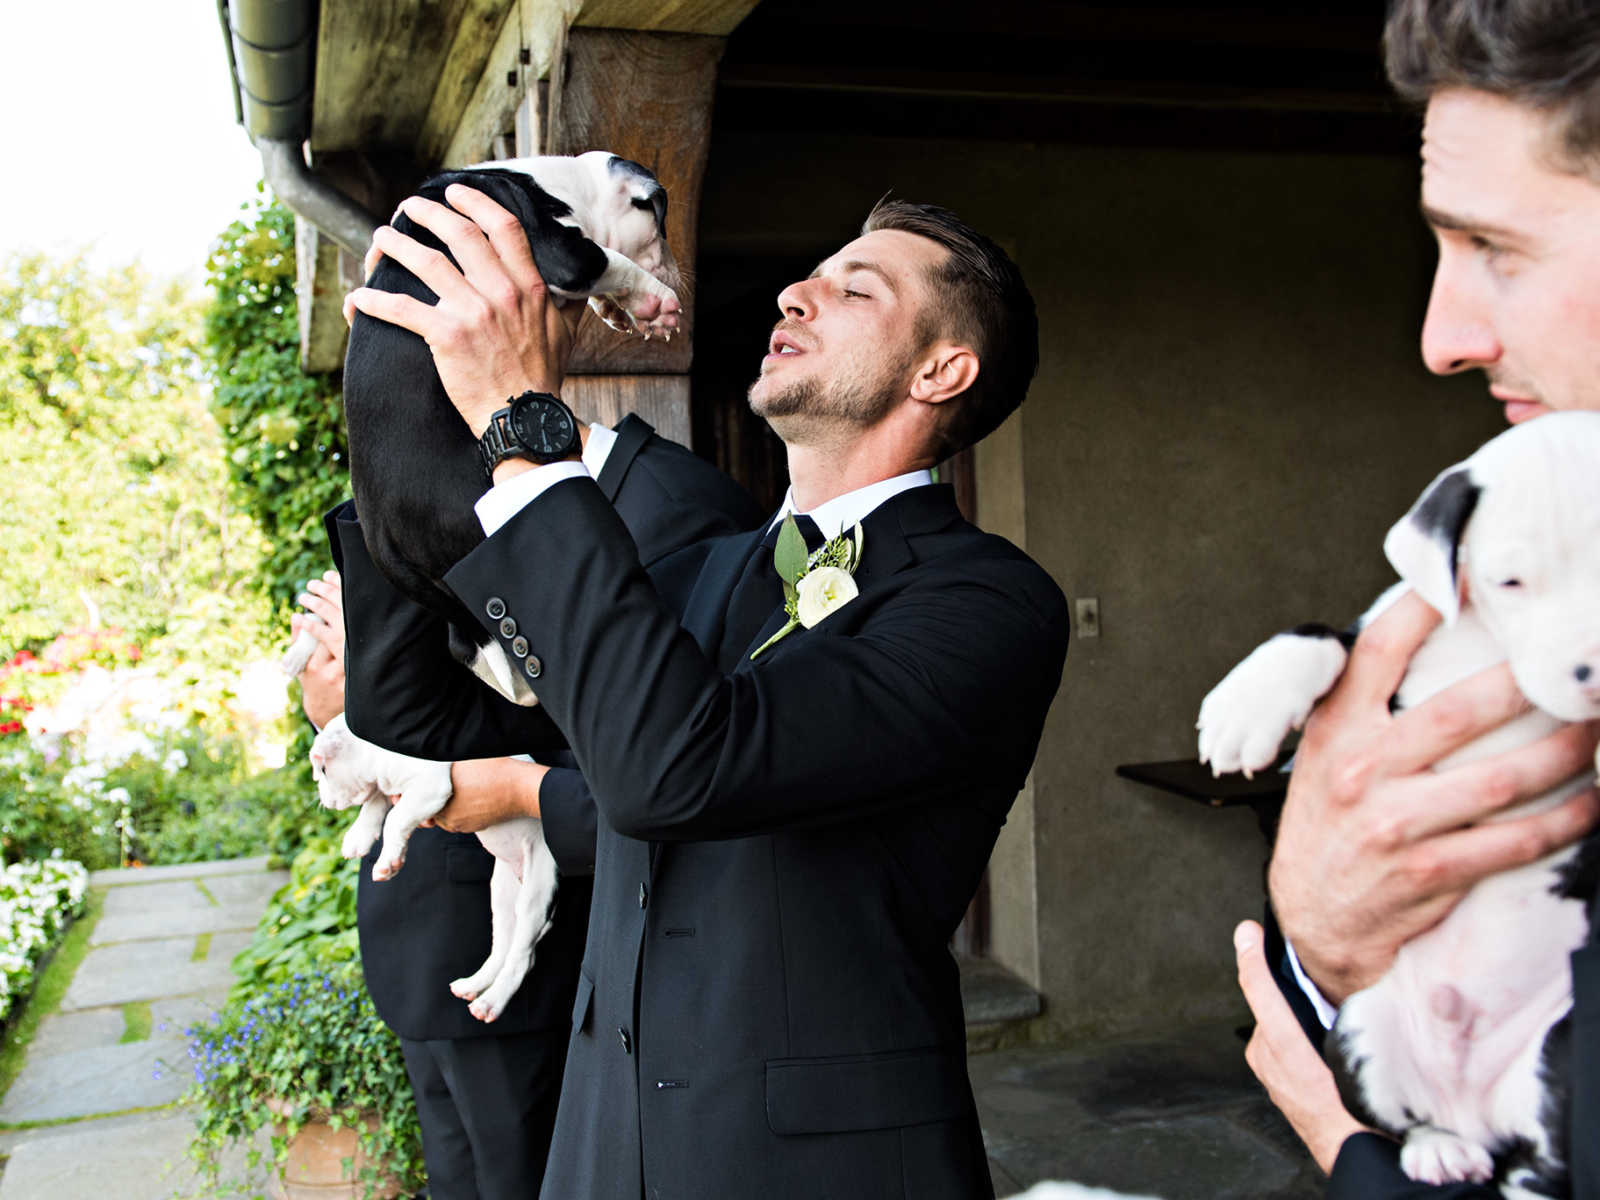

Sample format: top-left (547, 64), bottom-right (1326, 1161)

top-left (1198, 411), bottom-right (1600, 1198)
top-left (309, 714), bottom-right (556, 1024)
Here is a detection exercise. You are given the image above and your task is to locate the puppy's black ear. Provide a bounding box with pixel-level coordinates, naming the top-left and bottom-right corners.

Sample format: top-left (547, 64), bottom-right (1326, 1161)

top-left (1383, 466), bottom-right (1481, 623)
top-left (609, 155), bottom-right (669, 237)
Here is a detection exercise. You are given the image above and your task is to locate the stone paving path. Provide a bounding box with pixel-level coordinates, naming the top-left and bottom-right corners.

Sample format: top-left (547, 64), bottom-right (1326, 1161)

top-left (973, 1021), bottom-right (1323, 1199)
top-left (0, 854), bottom-right (1319, 1200)
top-left (0, 856), bottom-right (286, 1199)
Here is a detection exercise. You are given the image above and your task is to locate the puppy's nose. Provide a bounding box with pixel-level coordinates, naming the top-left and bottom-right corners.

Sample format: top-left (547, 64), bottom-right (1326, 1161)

top-left (1577, 663), bottom-right (1593, 683)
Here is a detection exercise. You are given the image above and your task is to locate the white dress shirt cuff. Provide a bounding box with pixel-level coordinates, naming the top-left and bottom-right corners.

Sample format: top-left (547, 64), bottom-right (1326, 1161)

top-left (475, 462), bottom-right (590, 536)
top-left (474, 423), bottom-right (617, 537)
top-left (1285, 938), bottom-right (1340, 1030)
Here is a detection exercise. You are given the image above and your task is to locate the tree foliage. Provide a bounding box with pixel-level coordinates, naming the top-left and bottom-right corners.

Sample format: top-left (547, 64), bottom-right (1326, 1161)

top-left (204, 192), bottom-right (349, 624)
top-left (0, 251), bottom-right (264, 657)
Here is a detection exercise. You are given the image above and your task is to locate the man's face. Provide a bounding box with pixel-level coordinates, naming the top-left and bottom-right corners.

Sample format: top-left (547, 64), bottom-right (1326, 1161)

top-left (748, 229), bottom-right (942, 433)
top-left (1419, 88), bottom-right (1600, 423)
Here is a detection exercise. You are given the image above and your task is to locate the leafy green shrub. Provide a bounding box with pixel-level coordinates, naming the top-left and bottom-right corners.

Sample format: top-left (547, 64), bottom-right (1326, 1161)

top-left (181, 961), bottom-right (424, 1198)
top-left (230, 837), bottom-right (360, 998)
top-left (205, 193), bottom-right (348, 627)
top-left (0, 252), bottom-right (265, 657)
top-left (0, 724), bottom-right (337, 871)
top-left (0, 859), bottom-right (88, 1023)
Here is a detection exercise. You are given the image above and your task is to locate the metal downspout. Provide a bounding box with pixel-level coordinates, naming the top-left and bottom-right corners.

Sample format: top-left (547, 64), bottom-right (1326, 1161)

top-left (219, 0), bottom-right (380, 258)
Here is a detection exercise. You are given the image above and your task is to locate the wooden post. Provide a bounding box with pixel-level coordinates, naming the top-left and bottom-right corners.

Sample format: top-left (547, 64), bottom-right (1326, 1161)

top-left (545, 27), bottom-right (724, 447)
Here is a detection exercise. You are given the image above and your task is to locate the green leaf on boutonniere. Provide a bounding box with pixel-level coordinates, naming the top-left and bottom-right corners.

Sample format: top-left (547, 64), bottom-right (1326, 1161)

top-left (774, 515), bottom-right (807, 585)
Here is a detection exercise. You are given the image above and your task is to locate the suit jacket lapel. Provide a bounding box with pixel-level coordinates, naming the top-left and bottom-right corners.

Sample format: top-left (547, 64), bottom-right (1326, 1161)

top-left (734, 484), bottom-right (961, 665)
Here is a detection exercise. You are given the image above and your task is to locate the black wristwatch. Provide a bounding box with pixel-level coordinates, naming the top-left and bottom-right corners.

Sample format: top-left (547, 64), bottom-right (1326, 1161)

top-left (478, 390), bottom-right (581, 478)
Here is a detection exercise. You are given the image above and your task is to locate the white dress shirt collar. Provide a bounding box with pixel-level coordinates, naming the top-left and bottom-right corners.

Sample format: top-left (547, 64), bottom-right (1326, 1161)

top-left (768, 469), bottom-right (935, 540)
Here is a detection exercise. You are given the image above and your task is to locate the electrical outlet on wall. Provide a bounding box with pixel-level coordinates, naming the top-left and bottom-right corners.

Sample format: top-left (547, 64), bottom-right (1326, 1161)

top-left (1074, 597), bottom-right (1100, 639)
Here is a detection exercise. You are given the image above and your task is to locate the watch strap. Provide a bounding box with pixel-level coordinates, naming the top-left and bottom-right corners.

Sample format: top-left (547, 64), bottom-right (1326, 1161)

top-left (478, 406), bottom-right (520, 479)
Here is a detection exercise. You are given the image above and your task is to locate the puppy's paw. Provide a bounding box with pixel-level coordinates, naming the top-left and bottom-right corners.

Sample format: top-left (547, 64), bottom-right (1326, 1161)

top-left (588, 294), bottom-right (636, 334)
top-left (468, 980), bottom-right (517, 1023)
top-left (371, 849), bottom-right (406, 882)
top-left (1196, 633), bottom-right (1347, 776)
top-left (1401, 1127), bottom-right (1494, 1185)
top-left (341, 824), bottom-right (378, 860)
top-left (449, 970), bottom-right (493, 1001)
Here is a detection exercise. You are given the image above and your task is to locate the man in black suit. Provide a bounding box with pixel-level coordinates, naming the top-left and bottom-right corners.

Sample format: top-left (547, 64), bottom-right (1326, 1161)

top-left (1230, 0), bottom-right (1600, 1194)
top-left (346, 198), bottom-right (1068, 1199)
top-left (297, 416), bottom-right (762, 1199)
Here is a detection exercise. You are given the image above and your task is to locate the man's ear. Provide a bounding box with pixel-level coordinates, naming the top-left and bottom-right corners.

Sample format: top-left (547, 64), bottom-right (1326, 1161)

top-left (1382, 465), bottom-right (1481, 623)
top-left (908, 343), bottom-right (979, 407)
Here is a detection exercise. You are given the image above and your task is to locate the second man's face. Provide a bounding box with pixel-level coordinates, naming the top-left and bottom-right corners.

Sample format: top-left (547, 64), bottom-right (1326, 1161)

top-left (1418, 88), bottom-right (1600, 424)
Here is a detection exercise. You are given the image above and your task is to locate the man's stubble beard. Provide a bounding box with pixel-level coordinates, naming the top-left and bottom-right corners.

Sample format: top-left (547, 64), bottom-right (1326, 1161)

top-left (747, 348), bottom-right (914, 438)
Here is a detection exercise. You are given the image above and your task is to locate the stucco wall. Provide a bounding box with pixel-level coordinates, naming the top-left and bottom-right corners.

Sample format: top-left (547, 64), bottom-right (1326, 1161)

top-left (698, 132), bottom-right (1503, 1038)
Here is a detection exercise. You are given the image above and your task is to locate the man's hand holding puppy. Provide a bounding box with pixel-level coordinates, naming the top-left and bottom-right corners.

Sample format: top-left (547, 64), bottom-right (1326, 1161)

top-left (1271, 592), bottom-right (1600, 1006)
top-left (347, 186), bottom-right (585, 446)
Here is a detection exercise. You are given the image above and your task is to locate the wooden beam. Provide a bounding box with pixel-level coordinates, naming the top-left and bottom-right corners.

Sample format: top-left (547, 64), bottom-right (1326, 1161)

top-left (436, 0), bottom-right (584, 166)
top-left (313, 0), bottom-right (477, 153)
top-left (564, 375), bottom-right (692, 447)
top-left (549, 28), bottom-right (723, 376)
top-left (575, 0), bottom-right (759, 37)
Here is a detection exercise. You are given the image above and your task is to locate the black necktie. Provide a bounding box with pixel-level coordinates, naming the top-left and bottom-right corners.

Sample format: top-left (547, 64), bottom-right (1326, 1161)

top-left (715, 514), bottom-right (824, 672)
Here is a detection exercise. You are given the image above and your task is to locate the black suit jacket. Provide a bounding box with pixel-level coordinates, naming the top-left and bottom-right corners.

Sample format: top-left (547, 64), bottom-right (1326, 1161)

top-left (441, 479), bottom-right (1069, 1200)
top-left (1264, 909), bottom-right (1600, 1197)
top-left (333, 417), bottom-right (763, 1041)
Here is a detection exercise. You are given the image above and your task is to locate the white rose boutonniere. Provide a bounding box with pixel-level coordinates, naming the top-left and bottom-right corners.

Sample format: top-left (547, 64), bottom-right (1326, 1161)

top-left (796, 567), bottom-right (858, 628)
top-left (750, 516), bottom-right (865, 660)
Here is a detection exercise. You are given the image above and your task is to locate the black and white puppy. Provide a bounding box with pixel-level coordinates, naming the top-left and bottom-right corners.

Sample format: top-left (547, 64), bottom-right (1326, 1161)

top-left (1198, 411), bottom-right (1600, 1197)
top-left (284, 150), bottom-right (680, 697)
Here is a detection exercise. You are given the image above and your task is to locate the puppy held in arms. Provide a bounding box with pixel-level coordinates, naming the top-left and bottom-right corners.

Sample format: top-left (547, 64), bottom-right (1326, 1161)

top-left (310, 715), bottom-right (556, 1023)
top-left (283, 148), bottom-right (681, 693)
top-left (299, 151), bottom-right (679, 1022)
top-left (1197, 411), bottom-right (1600, 1198)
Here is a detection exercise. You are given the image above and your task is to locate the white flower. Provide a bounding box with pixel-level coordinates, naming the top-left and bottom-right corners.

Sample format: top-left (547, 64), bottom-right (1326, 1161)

top-left (163, 748), bottom-right (189, 773)
top-left (796, 567), bottom-right (859, 629)
top-left (106, 787), bottom-right (132, 807)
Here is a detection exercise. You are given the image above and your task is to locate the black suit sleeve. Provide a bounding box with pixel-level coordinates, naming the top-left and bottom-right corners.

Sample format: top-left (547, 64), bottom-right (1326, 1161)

top-left (444, 478), bottom-right (1067, 842)
top-left (336, 426), bottom-right (762, 763)
top-left (1327, 1135), bottom-right (1500, 1199)
top-left (332, 501), bottom-right (558, 762)
top-left (1575, 923), bottom-right (1600, 1198)
top-left (1262, 906), bottom-right (1333, 1052)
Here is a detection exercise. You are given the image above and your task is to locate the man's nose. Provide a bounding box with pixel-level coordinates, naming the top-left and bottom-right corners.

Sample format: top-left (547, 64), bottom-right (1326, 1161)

top-left (1419, 263), bottom-right (1501, 376)
top-left (776, 277), bottom-right (818, 321)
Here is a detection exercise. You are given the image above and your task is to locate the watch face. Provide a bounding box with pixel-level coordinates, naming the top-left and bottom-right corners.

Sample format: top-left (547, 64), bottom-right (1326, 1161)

top-left (509, 394), bottom-right (577, 460)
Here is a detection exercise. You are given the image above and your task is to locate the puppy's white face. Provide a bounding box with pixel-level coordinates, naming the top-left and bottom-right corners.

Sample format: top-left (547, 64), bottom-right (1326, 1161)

top-left (1462, 443), bottom-right (1600, 722)
top-left (1388, 412), bottom-right (1600, 722)
top-left (308, 715), bottom-right (380, 811)
top-left (573, 150), bottom-right (680, 290)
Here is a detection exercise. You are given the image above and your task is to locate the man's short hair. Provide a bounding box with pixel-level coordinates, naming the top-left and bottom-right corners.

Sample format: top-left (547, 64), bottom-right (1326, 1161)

top-left (1384, 0), bottom-right (1600, 174)
top-left (861, 200), bottom-right (1039, 458)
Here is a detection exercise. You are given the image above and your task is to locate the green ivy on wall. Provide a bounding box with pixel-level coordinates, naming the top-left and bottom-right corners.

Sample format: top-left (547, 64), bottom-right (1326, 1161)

top-left (205, 191), bottom-right (349, 625)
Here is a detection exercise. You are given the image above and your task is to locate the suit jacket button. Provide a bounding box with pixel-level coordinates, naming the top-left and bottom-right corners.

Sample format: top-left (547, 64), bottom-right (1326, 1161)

top-left (511, 636), bottom-right (529, 658)
top-left (525, 655), bottom-right (543, 679)
top-left (618, 1026), bottom-right (632, 1054)
top-left (499, 617), bottom-right (517, 639)
top-left (638, 883), bottom-right (648, 909)
top-left (486, 597), bottom-right (506, 620)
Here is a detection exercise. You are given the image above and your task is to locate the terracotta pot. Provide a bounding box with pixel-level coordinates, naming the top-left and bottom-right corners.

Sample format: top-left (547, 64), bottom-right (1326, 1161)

top-left (264, 1098), bottom-right (405, 1200)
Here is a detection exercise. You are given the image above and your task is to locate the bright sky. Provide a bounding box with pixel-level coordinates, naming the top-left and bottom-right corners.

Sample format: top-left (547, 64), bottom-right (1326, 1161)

top-left (1, 2), bottom-right (267, 284)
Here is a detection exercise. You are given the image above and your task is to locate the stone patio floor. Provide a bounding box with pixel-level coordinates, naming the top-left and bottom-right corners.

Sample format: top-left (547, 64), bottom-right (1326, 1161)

top-left (0, 854), bottom-right (1322, 1199)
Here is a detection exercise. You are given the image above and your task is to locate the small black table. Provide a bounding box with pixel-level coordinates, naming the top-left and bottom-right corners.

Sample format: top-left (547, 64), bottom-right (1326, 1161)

top-left (1116, 756), bottom-right (1291, 841)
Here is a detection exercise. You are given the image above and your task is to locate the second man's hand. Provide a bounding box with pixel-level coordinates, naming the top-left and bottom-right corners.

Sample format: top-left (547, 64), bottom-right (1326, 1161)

top-left (422, 757), bottom-right (549, 835)
top-left (1269, 590), bottom-right (1600, 1005)
top-left (344, 184), bottom-right (583, 439)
